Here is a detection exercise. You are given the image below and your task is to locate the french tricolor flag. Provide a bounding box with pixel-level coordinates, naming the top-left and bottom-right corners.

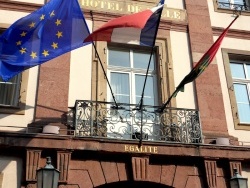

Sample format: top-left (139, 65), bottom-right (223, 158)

top-left (84, 0), bottom-right (165, 47)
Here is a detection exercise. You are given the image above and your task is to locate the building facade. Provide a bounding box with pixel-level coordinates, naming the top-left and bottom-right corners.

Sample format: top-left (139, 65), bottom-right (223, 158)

top-left (1, 0), bottom-right (250, 187)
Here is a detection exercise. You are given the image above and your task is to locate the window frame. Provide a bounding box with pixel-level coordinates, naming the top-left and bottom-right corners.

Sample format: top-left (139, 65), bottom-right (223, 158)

top-left (91, 36), bottom-right (176, 108)
top-left (0, 71), bottom-right (29, 115)
top-left (218, 0), bottom-right (249, 8)
top-left (107, 45), bottom-right (159, 106)
top-left (0, 74), bottom-right (22, 107)
top-left (230, 62), bottom-right (250, 123)
top-left (213, 0), bottom-right (250, 15)
top-left (222, 48), bottom-right (250, 130)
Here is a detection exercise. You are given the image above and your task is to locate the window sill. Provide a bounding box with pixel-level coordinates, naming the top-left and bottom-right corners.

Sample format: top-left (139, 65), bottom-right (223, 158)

top-left (217, 8), bottom-right (250, 15)
top-left (235, 123), bottom-right (250, 131)
top-left (0, 103), bottom-right (26, 115)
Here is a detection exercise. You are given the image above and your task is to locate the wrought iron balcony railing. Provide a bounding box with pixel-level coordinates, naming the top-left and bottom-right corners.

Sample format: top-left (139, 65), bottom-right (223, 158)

top-left (73, 100), bottom-right (202, 144)
top-left (218, 1), bottom-right (250, 11)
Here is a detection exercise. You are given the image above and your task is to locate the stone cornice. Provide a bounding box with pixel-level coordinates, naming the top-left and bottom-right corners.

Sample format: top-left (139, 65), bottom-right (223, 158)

top-left (0, 0), bottom-right (192, 33)
top-left (0, 0), bottom-right (187, 23)
top-left (213, 27), bottom-right (250, 40)
top-left (88, 10), bottom-right (188, 32)
top-left (0, 132), bottom-right (250, 160)
top-left (81, 0), bottom-right (187, 22)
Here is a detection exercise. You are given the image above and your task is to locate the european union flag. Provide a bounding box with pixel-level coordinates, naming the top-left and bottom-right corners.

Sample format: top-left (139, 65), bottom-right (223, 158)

top-left (0, 0), bottom-right (90, 81)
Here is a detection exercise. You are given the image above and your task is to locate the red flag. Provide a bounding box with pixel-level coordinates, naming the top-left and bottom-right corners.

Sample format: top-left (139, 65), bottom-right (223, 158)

top-left (177, 15), bottom-right (239, 91)
top-left (160, 15), bottom-right (239, 111)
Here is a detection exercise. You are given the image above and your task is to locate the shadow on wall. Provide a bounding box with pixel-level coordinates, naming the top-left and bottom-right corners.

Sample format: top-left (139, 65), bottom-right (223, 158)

top-left (27, 104), bottom-right (74, 135)
top-left (0, 103), bottom-right (34, 119)
top-left (0, 103), bottom-right (73, 135)
top-left (0, 156), bottom-right (23, 188)
top-left (0, 104), bottom-right (73, 188)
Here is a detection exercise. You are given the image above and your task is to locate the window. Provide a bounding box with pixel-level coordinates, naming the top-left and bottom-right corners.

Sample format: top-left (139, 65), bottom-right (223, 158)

top-left (0, 75), bottom-right (21, 107)
top-left (91, 39), bottom-right (174, 107)
top-left (230, 62), bottom-right (250, 123)
top-left (217, 0), bottom-right (249, 11)
top-left (0, 28), bottom-right (28, 114)
top-left (0, 71), bottom-right (28, 114)
top-left (105, 45), bottom-right (159, 140)
top-left (87, 38), bottom-right (175, 139)
top-left (222, 49), bottom-right (250, 130)
top-left (108, 46), bottom-right (158, 106)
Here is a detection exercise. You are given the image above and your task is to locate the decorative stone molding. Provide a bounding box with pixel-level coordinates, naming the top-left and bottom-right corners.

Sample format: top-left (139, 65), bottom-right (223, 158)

top-left (229, 161), bottom-right (242, 177)
top-left (80, 0), bottom-right (187, 22)
top-left (132, 157), bottom-right (149, 181)
top-left (57, 151), bottom-right (71, 182)
top-left (205, 160), bottom-right (217, 188)
top-left (26, 150), bottom-right (41, 181)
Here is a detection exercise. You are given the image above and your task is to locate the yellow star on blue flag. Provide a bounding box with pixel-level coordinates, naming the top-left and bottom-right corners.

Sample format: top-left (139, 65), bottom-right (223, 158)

top-left (0, 0), bottom-right (90, 81)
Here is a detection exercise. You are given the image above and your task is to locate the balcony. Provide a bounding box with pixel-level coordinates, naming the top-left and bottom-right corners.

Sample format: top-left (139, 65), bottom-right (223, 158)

top-left (73, 100), bottom-right (202, 144)
top-left (217, 1), bottom-right (250, 11)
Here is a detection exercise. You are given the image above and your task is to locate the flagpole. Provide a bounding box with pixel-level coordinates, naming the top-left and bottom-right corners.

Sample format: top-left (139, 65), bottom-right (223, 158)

top-left (86, 1), bottom-right (165, 146)
top-left (89, 11), bottom-right (119, 108)
top-left (138, 0), bottom-right (165, 146)
top-left (138, 1), bottom-right (164, 110)
top-left (158, 15), bottom-right (239, 113)
top-left (92, 42), bottom-right (119, 108)
top-left (158, 83), bottom-right (181, 113)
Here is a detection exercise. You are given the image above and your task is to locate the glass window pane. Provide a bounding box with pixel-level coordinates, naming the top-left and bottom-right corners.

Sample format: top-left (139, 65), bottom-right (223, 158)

top-left (234, 0), bottom-right (245, 5)
top-left (234, 84), bottom-right (249, 103)
top-left (108, 49), bottom-right (130, 67)
top-left (135, 75), bottom-right (155, 106)
top-left (111, 72), bottom-right (130, 104)
top-left (230, 63), bottom-right (245, 79)
top-left (133, 51), bottom-right (155, 70)
top-left (0, 74), bottom-right (21, 106)
top-left (218, 0), bottom-right (230, 8)
top-left (238, 103), bottom-right (250, 123)
top-left (246, 64), bottom-right (250, 79)
top-left (234, 83), bottom-right (250, 123)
